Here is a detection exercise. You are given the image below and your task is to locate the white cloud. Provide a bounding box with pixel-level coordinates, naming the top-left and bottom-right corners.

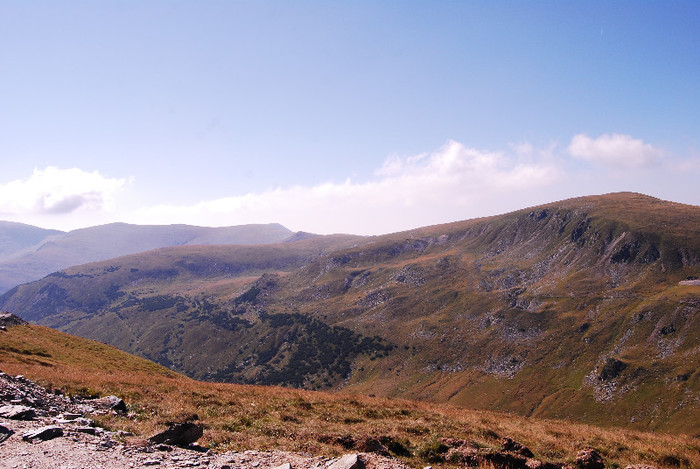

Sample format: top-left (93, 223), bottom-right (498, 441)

top-left (129, 140), bottom-right (563, 235)
top-left (12, 135), bottom-right (690, 236)
top-left (568, 133), bottom-right (664, 168)
top-left (0, 166), bottom-right (127, 216)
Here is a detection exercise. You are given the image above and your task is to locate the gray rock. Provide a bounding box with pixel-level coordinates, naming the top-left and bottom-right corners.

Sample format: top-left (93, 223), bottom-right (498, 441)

top-left (73, 417), bottom-right (94, 427)
top-left (575, 448), bottom-right (605, 469)
top-left (22, 425), bottom-right (64, 442)
top-left (0, 424), bottom-right (14, 444)
top-left (329, 454), bottom-right (364, 469)
top-left (148, 422), bottom-right (203, 447)
top-left (0, 404), bottom-right (36, 420)
top-left (91, 395), bottom-right (127, 413)
top-left (272, 464), bottom-right (292, 469)
top-left (0, 312), bottom-right (27, 327)
top-left (75, 427), bottom-right (99, 435)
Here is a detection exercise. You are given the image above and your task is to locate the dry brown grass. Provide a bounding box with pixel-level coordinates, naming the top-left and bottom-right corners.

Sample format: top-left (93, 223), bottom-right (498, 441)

top-left (2, 324), bottom-right (699, 469)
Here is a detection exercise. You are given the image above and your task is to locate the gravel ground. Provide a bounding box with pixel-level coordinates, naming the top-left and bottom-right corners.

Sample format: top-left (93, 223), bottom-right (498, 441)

top-left (0, 415), bottom-right (409, 469)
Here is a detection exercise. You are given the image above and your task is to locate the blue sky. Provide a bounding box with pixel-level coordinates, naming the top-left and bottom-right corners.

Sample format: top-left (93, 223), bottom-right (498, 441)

top-left (1, 1), bottom-right (698, 234)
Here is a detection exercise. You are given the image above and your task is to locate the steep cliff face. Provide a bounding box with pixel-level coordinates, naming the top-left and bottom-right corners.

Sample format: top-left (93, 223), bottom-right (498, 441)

top-left (1, 193), bottom-right (698, 434)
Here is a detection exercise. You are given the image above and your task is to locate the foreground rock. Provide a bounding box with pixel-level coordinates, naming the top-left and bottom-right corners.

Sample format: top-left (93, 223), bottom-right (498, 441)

top-left (21, 425), bottom-right (63, 441)
top-left (328, 453), bottom-right (363, 469)
top-left (0, 424), bottom-right (13, 443)
top-left (501, 437), bottom-right (534, 458)
top-left (0, 312), bottom-right (27, 328)
top-left (575, 448), bottom-right (605, 469)
top-left (0, 404), bottom-right (36, 420)
top-left (149, 422), bottom-right (204, 447)
top-left (91, 395), bottom-right (128, 414)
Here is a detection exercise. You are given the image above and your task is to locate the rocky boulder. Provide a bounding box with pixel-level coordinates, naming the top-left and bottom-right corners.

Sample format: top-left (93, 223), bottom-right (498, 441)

top-left (502, 437), bottom-right (535, 458)
top-left (0, 404), bottom-right (36, 420)
top-left (575, 448), bottom-right (605, 469)
top-left (21, 425), bottom-right (63, 442)
top-left (89, 395), bottom-right (127, 414)
top-left (148, 422), bottom-right (204, 447)
top-left (328, 453), bottom-right (365, 469)
top-left (355, 436), bottom-right (390, 456)
top-left (0, 312), bottom-right (26, 328)
top-left (0, 424), bottom-right (13, 443)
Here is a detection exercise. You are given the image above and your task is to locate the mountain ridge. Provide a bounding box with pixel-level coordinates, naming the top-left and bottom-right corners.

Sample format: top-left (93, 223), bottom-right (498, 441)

top-left (1, 192), bottom-right (698, 435)
top-left (0, 222), bottom-right (298, 294)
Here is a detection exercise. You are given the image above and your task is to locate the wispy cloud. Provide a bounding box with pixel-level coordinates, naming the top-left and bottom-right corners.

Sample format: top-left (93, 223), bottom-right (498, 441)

top-left (0, 166), bottom-right (127, 216)
top-left (6, 134), bottom-right (692, 235)
top-left (568, 133), bottom-right (664, 169)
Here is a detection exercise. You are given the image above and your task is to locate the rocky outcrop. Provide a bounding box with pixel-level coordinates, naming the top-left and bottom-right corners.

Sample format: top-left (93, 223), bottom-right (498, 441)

top-left (0, 372), bottom-right (125, 417)
top-left (0, 311), bottom-right (26, 328)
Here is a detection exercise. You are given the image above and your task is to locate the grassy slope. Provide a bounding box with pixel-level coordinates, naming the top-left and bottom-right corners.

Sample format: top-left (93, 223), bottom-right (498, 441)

top-left (1, 323), bottom-right (698, 469)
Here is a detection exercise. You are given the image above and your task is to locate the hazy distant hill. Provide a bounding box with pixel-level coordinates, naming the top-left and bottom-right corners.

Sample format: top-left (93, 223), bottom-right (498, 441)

top-left (2, 193), bottom-right (698, 434)
top-left (0, 221), bottom-right (64, 261)
top-left (0, 222), bottom-right (294, 294)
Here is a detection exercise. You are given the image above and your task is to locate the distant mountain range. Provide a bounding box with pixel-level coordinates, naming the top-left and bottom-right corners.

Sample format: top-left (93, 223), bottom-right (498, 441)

top-left (0, 222), bottom-right (296, 293)
top-left (1, 192), bottom-right (698, 435)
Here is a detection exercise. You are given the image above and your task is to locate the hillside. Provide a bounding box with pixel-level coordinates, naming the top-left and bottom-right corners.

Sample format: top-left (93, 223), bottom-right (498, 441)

top-left (0, 221), bottom-right (63, 261)
top-left (1, 192), bottom-right (698, 435)
top-left (1, 318), bottom-right (697, 468)
top-left (0, 222), bottom-right (295, 294)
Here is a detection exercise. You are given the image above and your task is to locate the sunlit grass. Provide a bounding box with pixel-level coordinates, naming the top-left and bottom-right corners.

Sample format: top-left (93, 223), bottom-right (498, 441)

top-left (1, 324), bottom-right (698, 468)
